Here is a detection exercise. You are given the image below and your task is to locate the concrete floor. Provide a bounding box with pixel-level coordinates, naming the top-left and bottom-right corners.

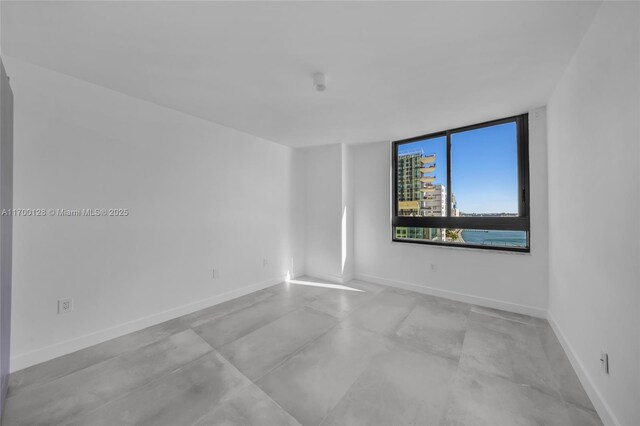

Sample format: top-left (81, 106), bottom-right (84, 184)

top-left (3, 277), bottom-right (602, 426)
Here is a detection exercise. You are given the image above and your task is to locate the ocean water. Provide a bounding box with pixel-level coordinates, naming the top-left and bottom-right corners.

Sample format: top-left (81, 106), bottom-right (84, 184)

top-left (460, 230), bottom-right (527, 247)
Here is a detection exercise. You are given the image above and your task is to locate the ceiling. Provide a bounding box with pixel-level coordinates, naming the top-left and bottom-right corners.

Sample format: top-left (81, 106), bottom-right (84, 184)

top-left (2, 1), bottom-right (601, 147)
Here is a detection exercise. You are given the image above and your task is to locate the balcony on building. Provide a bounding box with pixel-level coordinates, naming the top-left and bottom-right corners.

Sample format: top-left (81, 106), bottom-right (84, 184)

top-left (420, 154), bottom-right (436, 164)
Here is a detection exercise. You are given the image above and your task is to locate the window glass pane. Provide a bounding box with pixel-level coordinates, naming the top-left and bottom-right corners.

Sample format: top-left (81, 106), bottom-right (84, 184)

top-left (450, 122), bottom-right (519, 216)
top-left (396, 136), bottom-right (447, 217)
top-left (394, 227), bottom-right (528, 248)
top-left (394, 227), bottom-right (447, 242)
top-left (459, 229), bottom-right (527, 248)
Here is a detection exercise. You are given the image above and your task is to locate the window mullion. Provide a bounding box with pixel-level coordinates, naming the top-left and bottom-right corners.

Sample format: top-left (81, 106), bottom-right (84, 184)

top-left (446, 130), bottom-right (452, 218)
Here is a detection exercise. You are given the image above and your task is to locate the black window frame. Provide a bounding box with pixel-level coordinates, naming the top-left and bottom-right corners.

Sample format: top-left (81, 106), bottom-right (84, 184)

top-left (391, 114), bottom-right (530, 253)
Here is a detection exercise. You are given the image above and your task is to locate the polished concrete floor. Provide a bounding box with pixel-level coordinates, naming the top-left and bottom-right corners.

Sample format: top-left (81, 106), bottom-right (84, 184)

top-left (3, 277), bottom-right (602, 426)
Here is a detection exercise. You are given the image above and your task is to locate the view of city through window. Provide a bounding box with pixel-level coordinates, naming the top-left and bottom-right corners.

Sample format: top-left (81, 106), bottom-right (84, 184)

top-left (395, 121), bottom-right (528, 248)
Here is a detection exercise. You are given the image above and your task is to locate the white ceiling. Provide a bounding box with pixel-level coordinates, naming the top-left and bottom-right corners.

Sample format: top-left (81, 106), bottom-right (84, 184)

top-left (2, 1), bottom-right (601, 147)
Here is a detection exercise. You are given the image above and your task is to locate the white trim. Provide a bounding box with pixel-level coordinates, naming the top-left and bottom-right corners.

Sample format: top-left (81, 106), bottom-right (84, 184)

top-left (10, 275), bottom-right (286, 372)
top-left (547, 312), bottom-right (619, 426)
top-left (353, 272), bottom-right (546, 318)
top-left (389, 239), bottom-right (532, 256)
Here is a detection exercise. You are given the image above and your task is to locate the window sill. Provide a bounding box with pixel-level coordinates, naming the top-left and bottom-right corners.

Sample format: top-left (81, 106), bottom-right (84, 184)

top-left (390, 238), bottom-right (531, 255)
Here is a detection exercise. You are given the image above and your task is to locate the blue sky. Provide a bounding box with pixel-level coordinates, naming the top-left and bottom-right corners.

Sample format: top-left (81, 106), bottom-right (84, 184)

top-left (398, 122), bottom-right (518, 214)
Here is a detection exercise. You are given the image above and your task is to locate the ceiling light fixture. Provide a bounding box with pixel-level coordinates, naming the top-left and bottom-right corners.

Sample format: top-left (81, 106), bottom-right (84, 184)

top-left (313, 72), bottom-right (326, 92)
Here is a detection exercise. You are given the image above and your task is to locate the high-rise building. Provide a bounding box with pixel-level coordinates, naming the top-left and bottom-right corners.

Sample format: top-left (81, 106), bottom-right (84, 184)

top-left (397, 150), bottom-right (444, 217)
top-left (396, 150), bottom-right (445, 240)
top-left (397, 152), bottom-right (423, 216)
top-left (451, 193), bottom-right (460, 217)
top-left (421, 184), bottom-right (446, 217)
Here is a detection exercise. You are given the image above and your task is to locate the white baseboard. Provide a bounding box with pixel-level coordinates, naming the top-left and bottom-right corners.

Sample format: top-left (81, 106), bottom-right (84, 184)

top-left (547, 312), bottom-right (618, 426)
top-left (10, 275), bottom-right (286, 372)
top-left (353, 273), bottom-right (547, 318)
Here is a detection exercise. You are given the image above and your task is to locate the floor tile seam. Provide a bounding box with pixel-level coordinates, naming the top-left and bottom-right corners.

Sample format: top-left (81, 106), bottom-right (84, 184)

top-left (564, 399), bottom-right (600, 416)
top-left (469, 319), bottom-right (536, 339)
top-left (536, 327), bottom-right (582, 382)
top-left (441, 348), bottom-right (468, 422)
top-left (249, 319), bottom-right (343, 386)
top-left (458, 361), bottom-right (566, 403)
top-left (466, 319), bottom-right (536, 345)
top-left (564, 399), bottom-right (600, 415)
top-left (11, 291), bottom-right (282, 410)
top-left (316, 359), bottom-right (373, 426)
top-left (7, 328), bottom-right (203, 405)
top-left (215, 303), bottom-right (337, 356)
top-left (391, 298), bottom-right (421, 336)
top-left (391, 331), bottom-right (464, 364)
top-left (383, 333), bottom-right (465, 419)
top-left (441, 340), bottom-right (485, 423)
top-left (300, 288), bottom-right (340, 307)
top-left (247, 386), bottom-right (303, 426)
top-left (340, 317), bottom-right (379, 336)
top-left (198, 301), bottom-right (310, 350)
top-left (187, 291), bottom-right (284, 330)
top-left (7, 358), bottom-right (121, 401)
top-left (470, 308), bottom-right (532, 325)
top-left (204, 344), bottom-right (304, 426)
top-left (533, 363), bottom-right (597, 413)
top-left (343, 316), bottom-right (413, 341)
top-left (59, 348), bottom-right (218, 426)
top-left (457, 324), bottom-right (545, 395)
top-left (6, 323), bottom-right (196, 401)
top-left (415, 301), bottom-right (473, 320)
top-left (527, 320), bottom-right (575, 403)
top-left (188, 376), bottom-right (300, 426)
top-left (304, 291), bottom-right (378, 320)
top-left (343, 290), bottom-right (420, 336)
top-left (323, 291), bottom-right (386, 323)
top-left (301, 304), bottom-right (343, 321)
top-left (190, 383), bottom-right (245, 426)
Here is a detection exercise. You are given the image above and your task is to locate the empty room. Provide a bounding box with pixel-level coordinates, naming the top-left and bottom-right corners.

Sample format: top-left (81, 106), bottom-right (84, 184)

top-left (0, 1), bottom-right (638, 425)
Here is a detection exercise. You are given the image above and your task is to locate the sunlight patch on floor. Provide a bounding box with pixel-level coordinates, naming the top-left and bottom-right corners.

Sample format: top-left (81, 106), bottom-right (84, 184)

top-left (286, 279), bottom-right (364, 292)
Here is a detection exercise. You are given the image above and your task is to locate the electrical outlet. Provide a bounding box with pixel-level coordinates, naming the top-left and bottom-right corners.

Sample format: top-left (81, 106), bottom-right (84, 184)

top-left (600, 351), bottom-right (609, 374)
top-left (58, 298), bottom-right (73, 314)
top-left (430, 263), bottom-right (438, 272)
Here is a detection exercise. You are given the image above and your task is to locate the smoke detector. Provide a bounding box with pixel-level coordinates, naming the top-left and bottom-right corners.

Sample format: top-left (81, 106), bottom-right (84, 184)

top-left (313, 72), bottom-right (326, 92)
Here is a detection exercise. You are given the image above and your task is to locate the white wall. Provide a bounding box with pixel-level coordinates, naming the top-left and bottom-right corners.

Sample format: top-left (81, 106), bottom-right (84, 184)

top-left (546, 2), bottom-right (640, 425)
top-left (291, 148), bottom-right (307, 279)
top-left (302, 144), bottom-right (344, 282)
top-left (5, 57), bottom-right (301, 371)
top-left (352, 109), bottom-right (549, 316)
top-left (0, 57), bottom-right (14, 417)
top-left (341, 144), bottom-right (355, 281)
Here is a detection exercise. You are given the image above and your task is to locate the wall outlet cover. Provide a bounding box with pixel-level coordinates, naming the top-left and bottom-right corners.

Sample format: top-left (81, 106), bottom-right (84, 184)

top-left (600, 351), bottom-right (609, 374)
top-left (58, 298), bottom-right (73, 314)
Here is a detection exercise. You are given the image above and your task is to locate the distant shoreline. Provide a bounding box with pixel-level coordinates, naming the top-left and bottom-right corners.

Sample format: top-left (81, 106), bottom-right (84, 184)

top-left (460, 229), bottom-right (527, 247)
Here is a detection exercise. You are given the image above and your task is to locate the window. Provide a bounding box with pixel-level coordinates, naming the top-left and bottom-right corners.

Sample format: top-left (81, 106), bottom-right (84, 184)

top-left (392, 114), bottom-right (530, 252)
